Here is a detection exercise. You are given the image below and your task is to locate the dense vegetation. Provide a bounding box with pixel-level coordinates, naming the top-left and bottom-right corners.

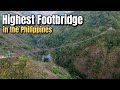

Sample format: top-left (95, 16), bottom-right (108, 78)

top-left (39, 11), bottom-right (120, 79)
top-left (0, 54), bottom-right (72, 79)
top-left (0, 11), bottom-right (120, 79)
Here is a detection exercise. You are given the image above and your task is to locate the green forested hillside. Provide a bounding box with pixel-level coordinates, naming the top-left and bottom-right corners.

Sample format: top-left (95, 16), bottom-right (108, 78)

top-left (39, 11), bottom-right (120, 79)
top-left (0, 11), bottom-right (120, 79)
top-left (0, 54), bottom-right (72, 79)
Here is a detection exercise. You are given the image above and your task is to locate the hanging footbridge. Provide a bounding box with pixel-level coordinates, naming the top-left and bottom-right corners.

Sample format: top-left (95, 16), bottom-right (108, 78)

top-left (0, 29), bottom-right (111, 60)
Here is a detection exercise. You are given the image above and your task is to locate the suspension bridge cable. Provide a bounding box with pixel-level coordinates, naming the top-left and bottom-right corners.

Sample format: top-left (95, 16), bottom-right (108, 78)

top-left (22, 29), bottom-right (110, 54)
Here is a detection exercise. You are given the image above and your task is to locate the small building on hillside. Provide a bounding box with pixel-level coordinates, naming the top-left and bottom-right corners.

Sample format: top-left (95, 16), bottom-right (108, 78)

top-left (42, 53), bottom-right (52, 62)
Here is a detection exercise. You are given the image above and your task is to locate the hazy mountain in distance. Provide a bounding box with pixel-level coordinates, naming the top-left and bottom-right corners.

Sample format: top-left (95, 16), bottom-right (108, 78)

top-left (29, 11), bottom-right (73, 15)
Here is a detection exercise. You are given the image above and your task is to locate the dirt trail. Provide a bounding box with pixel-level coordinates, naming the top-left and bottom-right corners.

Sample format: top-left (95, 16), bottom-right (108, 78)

top-left (0, 55), bottom-right (7, 59)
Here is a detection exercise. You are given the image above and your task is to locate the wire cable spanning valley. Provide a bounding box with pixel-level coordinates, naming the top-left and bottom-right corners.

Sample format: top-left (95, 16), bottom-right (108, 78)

top-left (21, 29), bottom-right (110, 54)
top-left (0, 29), bottom-right (110, 59)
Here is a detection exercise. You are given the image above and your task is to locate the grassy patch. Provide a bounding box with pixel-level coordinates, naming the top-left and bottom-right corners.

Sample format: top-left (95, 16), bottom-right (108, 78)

top-left (51, 66), bottom-right (73, 79)
top-left (113, 72), bottom-right (120, 79)
top-left (114, 59), bottom-right (120, 68)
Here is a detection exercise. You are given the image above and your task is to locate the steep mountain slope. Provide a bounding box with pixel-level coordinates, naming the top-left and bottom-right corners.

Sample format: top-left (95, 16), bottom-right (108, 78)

top-left (0, 11), bottom-right (73, 79)
top-left (0, 11), bottom-right (120, 79)
top-left (0, 11), bottom-right (37, 54)
top-left (0, 54), bottom-right (72, 79)
top-left (39, 11), bottom-right (120, 79)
